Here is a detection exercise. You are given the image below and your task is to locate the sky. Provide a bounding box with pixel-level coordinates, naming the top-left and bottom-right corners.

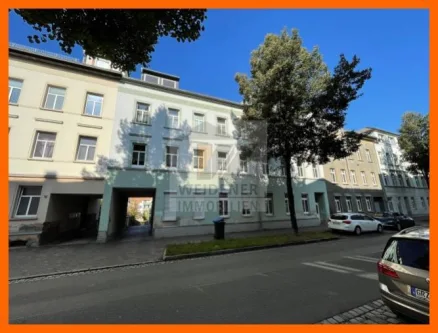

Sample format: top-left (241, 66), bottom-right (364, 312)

top-left (8, 9), bottom-right (429, 133)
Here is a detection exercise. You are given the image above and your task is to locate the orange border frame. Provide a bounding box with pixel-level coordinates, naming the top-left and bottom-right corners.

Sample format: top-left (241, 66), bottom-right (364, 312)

top-left (3, 2), bottom-right (433, 330)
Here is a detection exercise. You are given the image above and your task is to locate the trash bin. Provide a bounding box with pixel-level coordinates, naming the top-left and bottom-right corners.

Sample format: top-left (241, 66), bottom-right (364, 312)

top-left (213, 217), bottom-right (225, 240)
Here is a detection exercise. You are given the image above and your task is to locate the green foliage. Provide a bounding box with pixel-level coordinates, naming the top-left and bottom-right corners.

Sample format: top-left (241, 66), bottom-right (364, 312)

top-left (398, 112), bottom-right (429, 185)
top-left (234, 28), bottom-right (372, 232)
top-left (166, 231), bottom-right (337, 256)
top-left (12, 9), bottom-right (207, 72)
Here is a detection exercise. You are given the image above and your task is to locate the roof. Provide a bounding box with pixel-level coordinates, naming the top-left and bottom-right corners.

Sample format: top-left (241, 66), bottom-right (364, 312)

top-left (358, 127), bottom-right (400, 138)
top-left (394, 226), bottom-right (429, 240)
top-left (9, 43), bottom-right (243, 109)
top-left (141, 68), bottom-right (180, 81)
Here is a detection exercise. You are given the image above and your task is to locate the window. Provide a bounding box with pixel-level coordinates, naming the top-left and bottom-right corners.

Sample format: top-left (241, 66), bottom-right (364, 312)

top-left (242, 200), bottom-right (251, 216)
top-left (365, 149), bottom-right (372, 162)
top-left (301, 194), bottom-right (309, 214)
top-left (76, 136), bottom-right (97, 161)
top-left (411, 197), bottom-right (417, 210)
top-left (193, 194), bottom-right (205, 220)
top-left (265, 193), bottom-right (273, 215)
top-left (166, 146), bottom-right (178, 168)
top-left (378, 151), bottom-right (384, 163)
top-left (387, 198), bottom-right (394, 211)
top-left (135, 102), bottom-right (151, 124)
top-left (406, 175), bottom-right (411, 187)
top-left (32, 131), bottom-right (56, 159)
top-left (421, 197), bottom-right (426, 208)
top-left (312, 165), bottom-right (319, 178)
top-left (383, 174), bottom-right (389, 186)
top-left (262, 163), bottom-right (269, 175)
top-left (414, 176), bottom-right (420, 187)
top-left (84, 93), bottom-right (103, 117)
top-left (285, 193), bottom-right (290, 214)
top-left (14, 186), bottom-right (42, 217)
top-left (346, 197), bottom-right (353, 212)
top-left (341, 169), bottom-right (347, 183)
top-left (163, 192), bottom-right (177, 221)
top-left (382, 238), bottom-right (429, 271)
top-left (350, 170), bottom-right (357, 184)
top-left (217, 117), bottom-right (227, 135)
top-left (361, 171), bottom-right (367, 185)
top-left (193, 149), bottom-right (204, 170)
top-left (378, 134), bottom-right (384, 142)
top-left (386, 153), bottom-right (391, 164)
top-left (193, 113), bottom-right (205, 132)
top-left (167, 108), bottom-right (179, 128)
top-left (356, 197), bottom-right (363, 212)
top-left (365, 197), bottom-right (372, 211)
top-left (240, 156), bottom-right (248, 173)
top-left (356, 150), bottom-right (362, 161)
top-left (132, 143), bottom-right (147, 167)
top-left (371, 172), bottom-right (377, 185)
top-left (217, 151), bottom-right (227, 171)
top-left (393, 154), bottom-right (398, 165)
top-left (334, 197), bottom-right (342, 212)
top-left (398, 174), bottom-right (404, 187)
top-left (43, 86), bottom-right (65, 110)
top-left (298, 165), bottom-right (304, 178)
top-left (219, 192), bottom-right (229, 217)
top-left (9, 78), bottom-right (23, 104)
top-left (330, 168), bottom-right (337, 182)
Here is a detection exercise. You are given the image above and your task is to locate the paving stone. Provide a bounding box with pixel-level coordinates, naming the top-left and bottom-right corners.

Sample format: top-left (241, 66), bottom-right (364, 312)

top-left (327, 318), bottom-right (338, 324)
top-left (388, 318), bottom-right (400, 324)
top-left (334, 315), bottom-right (344, 323)
top-left (384, 311), bottom-right (397, 318)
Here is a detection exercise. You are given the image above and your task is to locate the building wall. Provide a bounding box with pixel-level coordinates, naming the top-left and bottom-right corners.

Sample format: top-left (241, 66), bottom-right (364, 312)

top-left (365, 129), bottom-right (429, 217)
top-left (8, 53), bottom-right (119, 239)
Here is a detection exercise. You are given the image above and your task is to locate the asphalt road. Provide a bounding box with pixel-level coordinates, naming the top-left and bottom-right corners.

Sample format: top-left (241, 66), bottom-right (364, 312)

top-left (10, 231), bottom-right (396, 324)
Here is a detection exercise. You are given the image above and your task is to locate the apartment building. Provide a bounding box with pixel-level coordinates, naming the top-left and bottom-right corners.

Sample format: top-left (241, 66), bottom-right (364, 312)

top-left (322, 134), bottom-right (386, 215)
top-left (94, 68), bottom-right (330, 240)
top-left (359, 127), bottom-right (429, 218)
top-left (8, 44), bottom-right (121, 244)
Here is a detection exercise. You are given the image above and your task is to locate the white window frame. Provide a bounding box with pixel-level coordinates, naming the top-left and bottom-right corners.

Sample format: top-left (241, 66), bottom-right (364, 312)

top-left (346, 197), bottom-right (353, 212)
top-left (135, 102), bottom-right (151, 124)
top-left (330, 168), bottom-right (337, 183)
top-left (301, 193), bottom-right (309, 214)
top-left (43, 85), bottom-right (66, 111)
top-left (217, 117), bottom-right (227, 136)
top-left (356, 197), bottom-right (363, 212)
top-left (76, 136), bottom-right (97, 162)
top-left (411, 197), bottom-right (417, 210)
top-left (217, 151), bottom-right (227, 171)
top-left (165, 146), bottom-right (178, 168)
top-left (365, 197), bottom-right (372, 211)
top-left (341, 169), bottom-right (347, 183)
top-left (387, 197), bottom-right (394, 212)
top-left (350, 170), bottom-right (357, 184)
top-left (365, 149), bottom-right (372, 162)
top-left (242, 200), bottom-right (252, 216)
top-left (193, 113), bottom-right (205, 132)
top-left (14, 186), bottom-right (42, 218)
top-left (219, 192), bottom-right (229, 218)
top-left (84, 93), bottom-right (103, 117)
top-left (240, 157), bottom-right (248, 173)
top-left (371, 172), bottom-right (377, 185)
top-left (356, 150), bottom-right (362, 161)
top-left (131, 143), bottom-right (147, 167)
top-left (298, 165), bottom-right (304, 178)
top-left (312, 165), bottom-right (319, 178)
top-left (32, 131), bottom-right (56, 159)
top-left (193, 149), bottom-right (205, 170)
top-left (265, 193), bottom-right (273, 216)
top-left (361, 171), bottom-right (367, 185)
top-left (167, 108), bottom-right (180, 129)
top-left (285, 193), bottom-right (290, 215)
top-left (9, 78), bottom-right (23, 104)
top-left (335, 197), bottom-right (342, 212)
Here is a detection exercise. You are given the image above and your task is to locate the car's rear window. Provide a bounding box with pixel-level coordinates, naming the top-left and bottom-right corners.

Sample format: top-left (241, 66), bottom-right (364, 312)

top-left (382, 238), bottom-right (429, 271)
top-left (330, 214), bottom-right (348, 220)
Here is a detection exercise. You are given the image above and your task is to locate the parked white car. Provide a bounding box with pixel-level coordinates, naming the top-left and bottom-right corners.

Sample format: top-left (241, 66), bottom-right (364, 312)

top-left (328, 212), bottom-right (384, 235)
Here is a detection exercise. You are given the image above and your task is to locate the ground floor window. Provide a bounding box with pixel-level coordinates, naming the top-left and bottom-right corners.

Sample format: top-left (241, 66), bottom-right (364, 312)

top-left (334, 196), bottom-right (342, 212)
top-left (420, 197), bottom-right (426, 209)
top-left (14, 186), bottom-right (42, 217)
top-left (301, 193), bottom-right (309, 214)
top-left (387, 197), bottom-right (394, 211)
top-left (346, 197), bottom-right (352, 212)
top-left (365, 197), bottom-right (372, 211)
top-left (242, 200), bottom-right (251, 216)
top-left (356, 197), bottom-right (363, 212)
top-left (265, 193), bottom-right (273, 215)
top-left (219, 192), bottom-right (229, 217)
top-left (162, 192), bottom-right (177, 221)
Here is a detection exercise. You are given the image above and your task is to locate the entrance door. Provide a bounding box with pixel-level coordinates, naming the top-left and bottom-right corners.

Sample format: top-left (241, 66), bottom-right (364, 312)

top-left (315, 203), bottom-right (321, 221)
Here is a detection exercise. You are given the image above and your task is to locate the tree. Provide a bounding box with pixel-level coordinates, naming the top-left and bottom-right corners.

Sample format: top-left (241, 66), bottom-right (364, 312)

top-left (398, 112), bottom-right (429, 186)
top-left (235, 28), bottom-right (372, 234)
top-left (12, 9), bottom-right (207, 72)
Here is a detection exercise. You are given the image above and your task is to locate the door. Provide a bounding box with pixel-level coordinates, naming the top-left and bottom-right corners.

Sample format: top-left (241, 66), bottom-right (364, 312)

top-left (315, 203), bottom-right (321, 222)
top-left (362, 214), bottom-right (376, 231)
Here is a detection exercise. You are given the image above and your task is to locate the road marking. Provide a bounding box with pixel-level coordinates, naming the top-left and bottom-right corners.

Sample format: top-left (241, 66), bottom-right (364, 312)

top-left (314, 261), bottom-right (363, 273)
top-left (302, 262), bottom-right (350, 274)
top-left (357, 273), bottom-right (378, 281)
top-left (344, 256), bottom-right (378, 263)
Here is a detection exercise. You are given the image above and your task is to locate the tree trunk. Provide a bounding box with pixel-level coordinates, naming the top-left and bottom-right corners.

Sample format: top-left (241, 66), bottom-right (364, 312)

top-left (285, 157), bottom-right (299, 235)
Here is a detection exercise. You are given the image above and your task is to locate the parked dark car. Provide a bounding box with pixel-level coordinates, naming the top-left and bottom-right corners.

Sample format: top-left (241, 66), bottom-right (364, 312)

top-left (373, 212), bottom-right (415, 231)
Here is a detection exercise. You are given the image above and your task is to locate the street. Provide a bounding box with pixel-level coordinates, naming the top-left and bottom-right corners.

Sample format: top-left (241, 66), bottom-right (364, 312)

top-left (9, 231), bottom-right (398, 324)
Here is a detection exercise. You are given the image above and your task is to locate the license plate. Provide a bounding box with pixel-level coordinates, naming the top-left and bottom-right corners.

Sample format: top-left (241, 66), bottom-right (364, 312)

top-left (410, 287), bottom-right (430, 302)
top-left (331, 221), bottom-right (341, 225)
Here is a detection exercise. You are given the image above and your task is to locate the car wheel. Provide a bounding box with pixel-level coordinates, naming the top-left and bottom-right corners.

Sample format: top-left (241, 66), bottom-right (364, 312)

top-left (377, 224), bottom-right (383, 233)
top-left (354, 226), bottom-right (362, 236)
top-left (396, 223), bottom-right (402, 231)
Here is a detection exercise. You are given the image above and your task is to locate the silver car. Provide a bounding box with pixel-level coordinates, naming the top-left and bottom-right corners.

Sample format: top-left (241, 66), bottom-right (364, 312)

top-left (377, 226), bottom-right (429, 323)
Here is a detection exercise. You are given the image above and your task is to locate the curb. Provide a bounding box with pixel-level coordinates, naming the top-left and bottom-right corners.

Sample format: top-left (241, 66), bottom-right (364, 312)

top-left (9, 259), bottom-right (162, 282)
top-left (162, 236), bottom-right (340, 261)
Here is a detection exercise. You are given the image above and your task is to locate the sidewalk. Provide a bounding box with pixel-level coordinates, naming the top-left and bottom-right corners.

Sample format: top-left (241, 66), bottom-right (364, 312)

top-left (9, 224), bottom-right (328, 279)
